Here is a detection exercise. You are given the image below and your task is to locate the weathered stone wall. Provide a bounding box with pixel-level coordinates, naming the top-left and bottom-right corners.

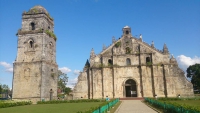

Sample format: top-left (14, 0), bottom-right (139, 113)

top-left (13, 6), bottom-right (58, 103)
top-left (13, 62), bottom-right (41, 99)
top-left (73, 26), bottom-right (193, 99)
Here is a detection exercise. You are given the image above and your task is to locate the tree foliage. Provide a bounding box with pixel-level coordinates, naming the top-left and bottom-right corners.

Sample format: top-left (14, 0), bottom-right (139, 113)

top-left (0, 84), bottom-right (9, 93)
top-left (57, 70), bottom-right (71, 94)
top-left (187, 64), bottom-right (200, 90)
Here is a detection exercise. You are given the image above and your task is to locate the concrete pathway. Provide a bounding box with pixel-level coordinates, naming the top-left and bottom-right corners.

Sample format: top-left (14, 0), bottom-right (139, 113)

top-left (115, 100), bottom-right (157, 113)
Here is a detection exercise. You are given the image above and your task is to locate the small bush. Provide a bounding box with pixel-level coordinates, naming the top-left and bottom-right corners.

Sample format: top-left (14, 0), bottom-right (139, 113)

top-left (145, 97), bottom-right (200, 113)
top-left (0, 101), bottom-right (32, 108)
top-left (45, 30), bottom-right (57, 41)
top-left (37, 99), bottom-right (106, 104)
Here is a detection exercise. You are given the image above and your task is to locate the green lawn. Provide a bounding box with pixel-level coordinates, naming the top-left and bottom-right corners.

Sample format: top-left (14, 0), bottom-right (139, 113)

top-left (167, 100), bottom-right (200, 108)
top-left (0, 102), bottom-right (103, 113)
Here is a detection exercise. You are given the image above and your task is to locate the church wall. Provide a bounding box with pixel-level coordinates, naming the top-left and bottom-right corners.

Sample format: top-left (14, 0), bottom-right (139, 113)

top-left (114, 67), bottom-right (141, 97)
top-left (17, 34), bottom-right (43, 62)
top-left (141, 66), bottom-right (153, 97)
top-left (73, 26), bottom-right (194, 99)
top-left (102, 68), bottom-right (113, 98)
top-left (73, 71), bottom-right (88, 99)
top-left (22, 14), bottom-right (53, 31)
top-left (153, 66), bottom-right (165, 97)
top-left (92, 69), bottom-right (102, 99)
top-left (13, 62), bottom-right (41, 100)
top-left (40, 62), bottom-right (57, 100)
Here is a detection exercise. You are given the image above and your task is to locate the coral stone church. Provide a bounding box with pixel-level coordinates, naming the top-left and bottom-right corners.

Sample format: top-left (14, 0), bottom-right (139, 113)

top-left (12, 5), bottom-right (193, 102)
top-left (73, 26), bottom-right (194, 99)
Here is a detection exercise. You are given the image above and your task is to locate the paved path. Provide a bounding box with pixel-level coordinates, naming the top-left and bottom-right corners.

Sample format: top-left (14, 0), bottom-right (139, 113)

top-left (115, 100), bottom-right (157, 113)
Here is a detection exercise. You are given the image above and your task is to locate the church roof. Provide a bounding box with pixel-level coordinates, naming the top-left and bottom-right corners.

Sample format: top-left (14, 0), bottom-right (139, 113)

top-left (124, 26), bottom-right (130, 28)
top-left (29, 5), bottom-right (48, 14)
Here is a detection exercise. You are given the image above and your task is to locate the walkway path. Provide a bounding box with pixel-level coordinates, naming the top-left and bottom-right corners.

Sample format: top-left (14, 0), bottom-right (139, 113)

top-left (115, 100), bottom-right (157, 113)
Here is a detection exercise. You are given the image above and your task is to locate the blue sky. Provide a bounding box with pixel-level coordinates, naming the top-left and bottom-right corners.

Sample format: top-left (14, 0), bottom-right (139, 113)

top-left (0, 0), bottom-right (200, 88)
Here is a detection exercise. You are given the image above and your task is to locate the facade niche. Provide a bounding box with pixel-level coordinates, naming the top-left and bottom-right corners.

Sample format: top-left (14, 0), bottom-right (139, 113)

top-left (126, 47), bottom-right (131, 54)
top-left (146, 57), bottom-right (152, 65)
top-left (126, 58), bottom-right (131, 65)
top-left (108, 59), bottom-right (113, 66)
top-left (30, 41), bottom-right (33, 48)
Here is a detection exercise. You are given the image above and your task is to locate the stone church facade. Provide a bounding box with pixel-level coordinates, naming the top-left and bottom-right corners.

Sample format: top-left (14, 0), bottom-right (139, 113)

top-left (73, 26), bottom-right (194, 99)
top-left (12, 6), bottom-right (58, 102)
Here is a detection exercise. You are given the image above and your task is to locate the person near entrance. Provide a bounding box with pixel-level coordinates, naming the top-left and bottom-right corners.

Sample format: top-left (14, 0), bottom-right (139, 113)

top-left (106, 96), bottom-right (110, 101)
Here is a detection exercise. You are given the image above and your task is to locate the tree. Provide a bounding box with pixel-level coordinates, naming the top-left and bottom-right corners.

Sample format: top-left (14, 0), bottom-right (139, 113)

top-left (186, 63), bottom-right (200, 92)
top-left (0, 84), bottom-right (9, 93)
top-left (57, 70), bottom-right (68, 93)
top-left (64, 87), bottom-right (72, 95)
top-left (0, 84), bottom-right (2, 93)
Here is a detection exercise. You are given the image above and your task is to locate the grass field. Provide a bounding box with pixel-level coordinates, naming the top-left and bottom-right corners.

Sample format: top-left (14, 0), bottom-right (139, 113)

top-left (0, 102), bottom-right (103, 113)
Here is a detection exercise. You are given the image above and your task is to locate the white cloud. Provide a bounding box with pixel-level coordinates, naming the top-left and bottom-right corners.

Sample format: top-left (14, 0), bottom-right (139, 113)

top-left (67, 77), bottom-right (78, 89)
top-left (176, 55), bottom-right (200, 72)
top-left (59, 67), bottom-right (71, 74)
top-left (0, 61), bottom-right (13, 73)
top-left (73, 70), bottom-right (80, 75)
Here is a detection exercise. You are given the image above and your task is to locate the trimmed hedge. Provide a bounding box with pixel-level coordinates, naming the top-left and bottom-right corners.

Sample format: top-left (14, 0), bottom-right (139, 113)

top-left (37, 99), bottom-right (106, 104)
top-left (77, 98), bottom-right (119, 113)
top-left (0, 101), bottom-right (32, 108)
top-left (145, 97), bottom-right (200, 113)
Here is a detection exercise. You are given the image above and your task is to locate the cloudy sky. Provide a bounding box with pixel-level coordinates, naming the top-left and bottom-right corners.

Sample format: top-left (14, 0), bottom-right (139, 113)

top-left (0, 0), bottom-right (200, 89)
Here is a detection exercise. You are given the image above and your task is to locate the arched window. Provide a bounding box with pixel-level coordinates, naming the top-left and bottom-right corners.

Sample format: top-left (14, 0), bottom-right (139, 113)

top-left (126, 58), bottom-right (131, 65)
top-left (29, 41), bottom-right (33, 48)
top-left (31, 22), bottom-right (35, 30)
top-left (108, 59), bottom-right (112, 65)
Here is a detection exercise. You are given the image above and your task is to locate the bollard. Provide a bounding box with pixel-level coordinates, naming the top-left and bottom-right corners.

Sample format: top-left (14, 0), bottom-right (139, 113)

top-left (99, 106), bottom-right (101, 113)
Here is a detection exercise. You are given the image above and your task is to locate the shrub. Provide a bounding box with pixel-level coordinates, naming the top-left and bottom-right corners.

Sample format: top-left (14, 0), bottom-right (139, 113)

top-left (115, 42), bottom-right (121, 48)
top-left (77, 98), bottom-right (119, 113)
top-left (37, 99), bottom-right (106, 104)
top-left (145, 97), bottom-right (200, 113)
top-left (0, 101), bottom-right (32, 108)
top-left (45, 30), bottom-right (57, 41)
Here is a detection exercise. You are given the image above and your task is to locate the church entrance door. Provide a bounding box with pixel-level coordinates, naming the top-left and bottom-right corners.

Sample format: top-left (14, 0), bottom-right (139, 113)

top-left (125, 79), bottom-right (137, 97)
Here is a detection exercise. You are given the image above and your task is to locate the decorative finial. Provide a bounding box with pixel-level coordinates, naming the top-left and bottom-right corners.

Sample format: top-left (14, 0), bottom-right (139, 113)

top-left (103, 44), bottom-right (106, 50)
top-left (139, 34), bottom-right (143, 42)
top-left (151, 41), bottom-right (154, 48)
top-left (163, 43), bottom-right (169, 54)
top-left (90, 48), bottom-right (95, 58)
top-left (171, 54), bottom-right (174, 58)
top-left (112, 36), bottom-right (116, 43)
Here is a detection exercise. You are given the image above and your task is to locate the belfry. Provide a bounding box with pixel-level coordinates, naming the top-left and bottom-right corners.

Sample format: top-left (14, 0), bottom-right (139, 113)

top-left (12, 6), bottom-right (58, 102)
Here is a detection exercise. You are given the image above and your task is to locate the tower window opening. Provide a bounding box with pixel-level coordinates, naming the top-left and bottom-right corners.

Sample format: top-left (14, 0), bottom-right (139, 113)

top-left (31, 22), bottom-right (35, 30)
top-left (108, 59), bottom-right (113, 66)
top-left (49, 43), bottom-right (53, 49)
top-left (126, 58), bottom-right (131, 65)
top-left (48, 26), bottom-right (50, 30)
top-left (126, 30), bottom-right (129, 34)
top-left (30, 41), bottom-right (33, 48)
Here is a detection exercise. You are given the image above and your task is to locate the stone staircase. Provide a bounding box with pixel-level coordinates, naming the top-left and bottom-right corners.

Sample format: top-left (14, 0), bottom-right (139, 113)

top-left (119, 97), bottom-right (144, 100)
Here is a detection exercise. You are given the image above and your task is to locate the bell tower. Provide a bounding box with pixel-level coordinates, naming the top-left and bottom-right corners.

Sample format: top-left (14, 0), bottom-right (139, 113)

top-left (12, 5), bottom-right (58, 102)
